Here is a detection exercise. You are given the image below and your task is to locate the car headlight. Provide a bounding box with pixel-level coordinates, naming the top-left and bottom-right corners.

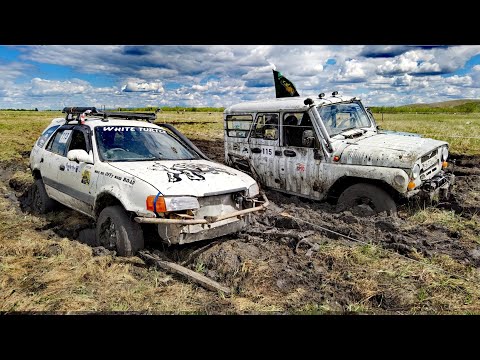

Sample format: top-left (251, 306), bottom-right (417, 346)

top-left (248, 183), bottom-right (259, 197)
top-left (165, 197), bottom-right (200, 212)
top-left (147, 195), bottom-right (199, 213)
top-left (441, 146), bottom-right (448, 161)
top-left (412, 163), bottom-right (421, 179)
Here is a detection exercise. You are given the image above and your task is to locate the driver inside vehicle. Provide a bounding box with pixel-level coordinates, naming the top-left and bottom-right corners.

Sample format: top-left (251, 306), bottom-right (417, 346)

top-left (100, 130), bottom-right (116, 151)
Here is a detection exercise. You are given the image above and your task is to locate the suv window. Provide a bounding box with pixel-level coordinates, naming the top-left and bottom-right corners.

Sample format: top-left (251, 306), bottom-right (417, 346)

top-left (252, 113), bottom-right (279, 140)
top-left (226, 114), bottom-right (253, 138)
top-left (46, 129), bottom-right (71, 156)
top-left (317, 102), bottom-right (371, 136)
top-left (283, 112), bottom-right (315, 147)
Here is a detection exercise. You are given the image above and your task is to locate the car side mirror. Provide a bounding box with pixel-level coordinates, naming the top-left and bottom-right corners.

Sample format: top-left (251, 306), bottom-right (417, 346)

top-left (302, 130), bottom-right (315, 147)
top-left (67, 149), bottom-right (94, 164)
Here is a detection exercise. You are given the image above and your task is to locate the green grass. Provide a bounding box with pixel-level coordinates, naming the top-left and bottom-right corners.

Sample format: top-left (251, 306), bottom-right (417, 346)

top-left (371, 100), bottom-right (480, 113)
top-left (374, 112), bottom-right (480, 155)
top-left (0, 110), bottom-right (476, 163)
top-left (0, 111), bottom-right (62, 162)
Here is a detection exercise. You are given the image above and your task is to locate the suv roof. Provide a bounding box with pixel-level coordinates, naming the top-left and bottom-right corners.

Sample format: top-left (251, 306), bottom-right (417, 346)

top-left (224, 94), bottom-right (357, 113)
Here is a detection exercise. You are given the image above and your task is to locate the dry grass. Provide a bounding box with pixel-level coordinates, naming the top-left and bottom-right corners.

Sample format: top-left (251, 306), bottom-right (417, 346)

top-left (307, 243), bottom-right (480, 314)
top-left (409, 209), bottom-right (480, 245)
top-left (0, 191), bottom-right (219, 312)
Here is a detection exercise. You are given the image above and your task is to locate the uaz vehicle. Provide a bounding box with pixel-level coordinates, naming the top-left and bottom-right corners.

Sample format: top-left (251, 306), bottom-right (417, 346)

top-left (30, 107), bottom-right (267, 256)
top-left (224, 92), bottom-right (454, 215)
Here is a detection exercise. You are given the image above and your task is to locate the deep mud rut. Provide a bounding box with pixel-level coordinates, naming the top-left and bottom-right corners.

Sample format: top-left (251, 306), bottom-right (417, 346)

top-left (1, 142), bottom-right (480, 312)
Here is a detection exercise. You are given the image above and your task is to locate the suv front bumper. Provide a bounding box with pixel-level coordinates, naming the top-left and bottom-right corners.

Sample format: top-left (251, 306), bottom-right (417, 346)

top-left (414, 171), bottom-right (455, 201)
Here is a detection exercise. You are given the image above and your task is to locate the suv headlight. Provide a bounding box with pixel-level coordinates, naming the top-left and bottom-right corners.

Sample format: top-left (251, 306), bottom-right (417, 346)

top-left (248, 183), bottom-right (259, 197)
top-left (412, 163), bottom-right (421, 179)
top-left (441, 146), bottom-right (448, 161)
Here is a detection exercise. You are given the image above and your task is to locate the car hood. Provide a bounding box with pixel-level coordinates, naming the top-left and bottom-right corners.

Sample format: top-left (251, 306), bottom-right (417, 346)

top-left (108, 159), bottom-right (257, 197)
top-left (334, 133), bottom-right (448, 169)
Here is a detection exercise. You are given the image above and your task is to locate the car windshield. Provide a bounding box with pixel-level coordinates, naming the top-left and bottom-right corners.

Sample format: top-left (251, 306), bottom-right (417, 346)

top-left (95, 126), bottom-right (200, 162)
top-left (317, 101), bottom-right (372, 136)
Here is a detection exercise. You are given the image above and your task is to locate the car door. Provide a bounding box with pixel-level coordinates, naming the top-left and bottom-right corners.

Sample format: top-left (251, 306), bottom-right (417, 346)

top-left (276, 112), bottom-right (327, 200)
top-left (56, 125), bottom-right (97, 216)
top-left (247, 112), bottom-right (283, 190)
top-left (41, 125), bottom-right (75, 203)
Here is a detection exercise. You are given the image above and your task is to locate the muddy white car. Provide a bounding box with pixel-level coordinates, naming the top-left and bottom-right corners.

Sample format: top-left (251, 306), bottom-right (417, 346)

top-left (29, 107), bottom-right (267, 256)
top-left (224, 92), bottom-right (454, 215)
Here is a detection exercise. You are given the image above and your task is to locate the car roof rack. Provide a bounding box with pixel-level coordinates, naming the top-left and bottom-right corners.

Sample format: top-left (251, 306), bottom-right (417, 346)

top-left (62, 107), bottom-right (157, 123)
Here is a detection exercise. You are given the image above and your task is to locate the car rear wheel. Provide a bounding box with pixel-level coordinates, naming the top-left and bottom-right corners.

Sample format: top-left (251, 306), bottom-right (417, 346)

top-left (337, 183), bottom-right (397, 216)
top-left (32, 178), bottom-right (57, 214)
top-left (96, 205), bottom-right (144, 256)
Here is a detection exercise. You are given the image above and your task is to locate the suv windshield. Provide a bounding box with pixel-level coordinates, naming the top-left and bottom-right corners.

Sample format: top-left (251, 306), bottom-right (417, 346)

top-left (95, 126), bottom-right (199, 162)
top-left (317, 101), bottom-right (371, 136)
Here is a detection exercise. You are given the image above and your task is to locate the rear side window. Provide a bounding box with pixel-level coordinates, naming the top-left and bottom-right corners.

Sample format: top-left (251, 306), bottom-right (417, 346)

top-left (225, 114), bottom-right (253, 138)
top-left (36, 125), bottom-right (60, 148)
top-left (46, 129), bottom-right (71, 156)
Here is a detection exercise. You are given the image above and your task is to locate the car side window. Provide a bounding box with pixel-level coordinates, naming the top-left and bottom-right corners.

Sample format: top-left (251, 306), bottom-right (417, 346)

top-left (68, 130), bottom-right (88, 152)
top-left (36, 125), bottom-right (60, 148)
top-left (46, 128), bottom-right (71, 156)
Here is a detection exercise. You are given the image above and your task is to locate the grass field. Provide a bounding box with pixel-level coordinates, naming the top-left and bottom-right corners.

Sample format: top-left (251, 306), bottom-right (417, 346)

top-left (1, 110), bottom-right (480, 313)
top-left (374, 112), bottom-right (480, 155)
top-left (1, 110), bottom-right (479, 159)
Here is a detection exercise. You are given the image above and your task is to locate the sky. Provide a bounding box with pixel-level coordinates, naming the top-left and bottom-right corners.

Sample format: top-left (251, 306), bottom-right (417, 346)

top-left (1, 45), bottom-right (480, 110)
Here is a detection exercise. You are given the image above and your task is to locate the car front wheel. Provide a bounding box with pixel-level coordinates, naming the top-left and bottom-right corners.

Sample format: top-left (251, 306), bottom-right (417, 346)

top-left (337, 183), bottom-right (397, 216)
top-left (96, 205), bottom-right (144, 256)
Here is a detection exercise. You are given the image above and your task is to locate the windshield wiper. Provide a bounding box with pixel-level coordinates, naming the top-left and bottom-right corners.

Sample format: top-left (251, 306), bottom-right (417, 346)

top-left (339, 127), bottom-right (361, 133)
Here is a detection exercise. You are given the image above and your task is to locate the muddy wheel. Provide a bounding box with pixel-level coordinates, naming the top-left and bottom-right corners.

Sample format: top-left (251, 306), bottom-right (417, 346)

top-left (337, 183), bottom-right (397, 216)
top-left (32, 178), bottom-right (57, 214)
top-left (96, 205), bottom-right (144, 256)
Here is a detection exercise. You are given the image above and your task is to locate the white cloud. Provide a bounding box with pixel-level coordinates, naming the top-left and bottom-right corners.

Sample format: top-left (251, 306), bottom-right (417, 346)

top-left (332, 59), bottom-right (367, 82)
top-left (121, 81), bottom-right (164, 93)
top-left (28, 78), bottom-right (91, 96)
top-left (3, 45), bottom-right (480, 109)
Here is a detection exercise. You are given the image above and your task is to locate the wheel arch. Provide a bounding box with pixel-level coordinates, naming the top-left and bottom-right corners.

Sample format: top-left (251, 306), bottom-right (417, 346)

top-left (94, 191), bottom-right (128, 218)
top-left (327, 176), bottom-right (400, 202)
top-left (32, 169), bottom-right (42, 180)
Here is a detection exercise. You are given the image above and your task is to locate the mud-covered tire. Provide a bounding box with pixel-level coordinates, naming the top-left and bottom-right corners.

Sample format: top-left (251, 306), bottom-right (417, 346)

top-left (96, 205), bottom-right (144, 256)
top-left (337, 183), bottom-right (397, 216)
top-left (32, 178), bottom-right (57, 214)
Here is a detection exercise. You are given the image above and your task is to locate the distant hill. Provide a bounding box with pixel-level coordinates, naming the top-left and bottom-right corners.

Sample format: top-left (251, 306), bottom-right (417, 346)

top-left (371, 99), bottom-right (480, 113)
top-left (401, 99), bottom-right (480, 108)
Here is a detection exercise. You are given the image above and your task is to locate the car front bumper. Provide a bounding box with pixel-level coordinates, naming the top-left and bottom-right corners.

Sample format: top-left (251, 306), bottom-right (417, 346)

top-left (134, 193), bottom-right (269, 244)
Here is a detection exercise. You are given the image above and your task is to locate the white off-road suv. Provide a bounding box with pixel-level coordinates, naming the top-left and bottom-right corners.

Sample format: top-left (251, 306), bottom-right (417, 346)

top-left (30, 107), bottom-right (267, 256)
top-left (224, 92), bottom-right (454, 215)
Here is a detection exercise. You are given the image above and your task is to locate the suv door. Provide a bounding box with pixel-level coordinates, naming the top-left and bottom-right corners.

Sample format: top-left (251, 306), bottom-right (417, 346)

top-left (276, 112), bottom-right (327, 199)
top-left (247, 113), bottom-right (282, 190)
top-left (57, 126), bottom-right (96, 216)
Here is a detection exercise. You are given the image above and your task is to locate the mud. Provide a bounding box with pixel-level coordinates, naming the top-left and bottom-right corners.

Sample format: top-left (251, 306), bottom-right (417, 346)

top-left (1, 143), bottom-right (480, 312)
